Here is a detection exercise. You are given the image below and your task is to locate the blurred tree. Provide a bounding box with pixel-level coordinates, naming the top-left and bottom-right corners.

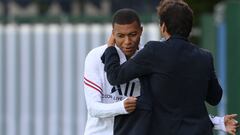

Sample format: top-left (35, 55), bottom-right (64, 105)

top-left (36, 0), bottom-right (53, 16)
top-left (89, 0), bottom-right (101, 9)
top-left (1, 0), bottom-right (9, 17)
top-left (15, 0), bottom-right (32, 8)
top-left (111, 0), bottom-right (146, 14)
top-left (185, 0), bottom-right (221, 25)
top-left (78, 0), bottom-right (86, 15)
top-left (59, 0), bottom-right (73, 15)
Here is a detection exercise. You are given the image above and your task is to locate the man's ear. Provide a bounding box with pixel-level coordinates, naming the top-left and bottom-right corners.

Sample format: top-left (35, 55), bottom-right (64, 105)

top-left (112, 29), bottom-right (114, 35)
top-left (162, 23), bottom-right (166, 33)
top-left (140, 26), bottom-right (143, 35)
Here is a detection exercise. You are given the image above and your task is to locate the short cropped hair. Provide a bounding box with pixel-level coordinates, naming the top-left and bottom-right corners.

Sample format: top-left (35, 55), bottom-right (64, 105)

top-left (157, 0), bottom-right (193, 37)
top-left (112, 8), bottom-right (141, 27)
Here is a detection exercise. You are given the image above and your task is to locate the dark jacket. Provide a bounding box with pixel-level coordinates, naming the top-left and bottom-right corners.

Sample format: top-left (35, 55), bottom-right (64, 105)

top-left (104, 35), bottom-right (222, 135)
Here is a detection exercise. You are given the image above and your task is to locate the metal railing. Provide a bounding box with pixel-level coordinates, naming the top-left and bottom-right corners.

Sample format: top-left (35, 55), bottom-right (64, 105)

top-left (0, 23), bottom-right (160, 135)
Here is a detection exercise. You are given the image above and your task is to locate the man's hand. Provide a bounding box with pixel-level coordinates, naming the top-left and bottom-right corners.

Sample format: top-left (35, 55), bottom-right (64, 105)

top-left (107, 34), bottom-right (116, 47)
top-left (124, 97), bottom-right (137, 113)
top-left (224, 114), bottom-right (239, 135)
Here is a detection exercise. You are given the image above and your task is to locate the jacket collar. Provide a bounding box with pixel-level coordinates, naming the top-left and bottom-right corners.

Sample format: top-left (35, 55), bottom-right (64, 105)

top-left (167, 35), bottom-right (189, 41)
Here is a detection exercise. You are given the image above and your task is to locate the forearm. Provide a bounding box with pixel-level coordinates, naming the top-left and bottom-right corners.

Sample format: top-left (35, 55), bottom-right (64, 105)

top-left (206, 78), bottom-right (223, 106)
top-left (104, 47), bottom-right (149, 85)
top-left (87, 99), bottom-right (128, 118)
top-left (207, 53), bottom-right (223, 105)
top-left (104, 47), bottom-right (128, 85)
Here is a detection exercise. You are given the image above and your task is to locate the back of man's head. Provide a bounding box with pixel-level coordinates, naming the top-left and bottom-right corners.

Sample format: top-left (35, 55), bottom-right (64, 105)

top-left (112, 8), bottom-right (141, 27)
top-left (157, 0), bottom-right (193, 38)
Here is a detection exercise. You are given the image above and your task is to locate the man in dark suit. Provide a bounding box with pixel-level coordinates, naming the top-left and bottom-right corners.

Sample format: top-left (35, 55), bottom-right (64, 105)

top-left (103, 0), bottom-right (223, 135)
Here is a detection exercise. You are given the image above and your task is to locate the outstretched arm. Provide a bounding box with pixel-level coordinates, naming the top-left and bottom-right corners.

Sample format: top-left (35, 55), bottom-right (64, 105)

top-left (210, 114), bottom-right (239, 135)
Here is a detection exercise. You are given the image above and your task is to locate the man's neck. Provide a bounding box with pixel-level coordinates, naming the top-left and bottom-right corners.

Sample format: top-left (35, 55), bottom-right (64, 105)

top-left (163, 32), bottom-right (171, 40)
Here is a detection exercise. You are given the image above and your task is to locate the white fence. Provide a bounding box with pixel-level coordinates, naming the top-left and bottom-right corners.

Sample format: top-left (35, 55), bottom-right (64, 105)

top-left (0, 23), bottom-right (160, 135)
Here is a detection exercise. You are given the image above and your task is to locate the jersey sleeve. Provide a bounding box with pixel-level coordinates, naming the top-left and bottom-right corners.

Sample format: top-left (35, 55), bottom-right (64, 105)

top-left (84, 49), bottom-right (128, 118)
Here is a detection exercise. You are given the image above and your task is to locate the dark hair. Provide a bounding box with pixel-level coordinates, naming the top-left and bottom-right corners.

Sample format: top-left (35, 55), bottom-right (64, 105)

top-left (157, 0), bottom-right (193, 37)
top-left (112, 8), bottom-right (141, 27)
